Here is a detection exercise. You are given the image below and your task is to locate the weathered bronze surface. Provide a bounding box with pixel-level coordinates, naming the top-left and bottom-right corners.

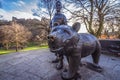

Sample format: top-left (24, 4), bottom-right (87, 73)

top-left (48, 23), bottom-right (101, 80)
top-left (99, 40), bottom-right (120, 56)
top-left (50, 1), bottom-right (67, 29)
top-left (49, 1), bottom-right (67, 70)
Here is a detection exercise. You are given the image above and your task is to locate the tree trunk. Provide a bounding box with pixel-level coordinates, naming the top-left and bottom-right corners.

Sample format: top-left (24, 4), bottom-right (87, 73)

top-left (89, 13), bottom-right (94, 35)
top-left (118, 28), bottom-right (120, 38)
top-left (16, 41), bottom-right (18, 52)
top-left (6, 43), bottom-right (9, 50)
top-left (96, 14), bottom-right (104, 37)
top-left (86, 0), bottom-right (94, 35)
top-left (50, 15), bottom-right (52, 21)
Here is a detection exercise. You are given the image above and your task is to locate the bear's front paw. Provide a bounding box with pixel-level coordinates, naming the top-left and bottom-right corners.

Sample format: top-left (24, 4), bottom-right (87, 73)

top-left (61, 71), bottom-right (81, 80)
top-left (56, 62), bottom-right (63, 70)
top-left (61, 70), bottom-right (72, 80)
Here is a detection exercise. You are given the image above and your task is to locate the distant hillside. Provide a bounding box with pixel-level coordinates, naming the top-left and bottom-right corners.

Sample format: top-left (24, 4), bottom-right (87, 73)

top-left (0, 17), bottom-right (50, 42)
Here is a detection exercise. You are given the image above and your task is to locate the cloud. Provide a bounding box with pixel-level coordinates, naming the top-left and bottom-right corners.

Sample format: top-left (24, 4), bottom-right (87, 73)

top-left (12, 1), bottom-right (25, 7)
top-left (0, 0), bottom-right (40, 21)
top-left (19, 1), bottom-right (25, 5)
top-left (14, 0), bottom-right (38, 15)
top-left (0, 9), bottom-right (41, 21)
top-left (22, 2), bottom-right (38, 13)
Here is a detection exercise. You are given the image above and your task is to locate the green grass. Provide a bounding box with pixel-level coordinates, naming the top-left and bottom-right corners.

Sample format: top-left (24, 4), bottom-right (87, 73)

top-left (0, 49), bottom-right (16, 55)
top-left (21, 45), bottom-right (48, 51)
top-left (0, 45), bottom-right (48, 55)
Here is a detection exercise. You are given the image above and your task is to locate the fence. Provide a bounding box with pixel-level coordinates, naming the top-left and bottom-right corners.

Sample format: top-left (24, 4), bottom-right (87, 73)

top-left (99, 39), bottom-right (120, 56)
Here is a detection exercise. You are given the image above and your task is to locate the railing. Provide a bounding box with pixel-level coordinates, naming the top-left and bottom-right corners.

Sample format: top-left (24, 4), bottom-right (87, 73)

top-left (99, 39), bottom-right (120, 56)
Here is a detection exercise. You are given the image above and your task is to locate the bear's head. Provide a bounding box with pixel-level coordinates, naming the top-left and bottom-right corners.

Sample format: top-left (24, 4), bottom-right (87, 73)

top-left (48, 22), bottom-right (80, 53)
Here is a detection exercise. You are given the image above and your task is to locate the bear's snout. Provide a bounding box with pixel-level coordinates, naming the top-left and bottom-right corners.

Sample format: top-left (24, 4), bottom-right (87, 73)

top-left (47, 35), bottom-right (56, 42)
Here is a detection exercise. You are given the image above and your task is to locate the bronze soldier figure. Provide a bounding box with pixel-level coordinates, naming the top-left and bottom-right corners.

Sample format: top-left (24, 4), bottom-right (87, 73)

top-left (50, 1), bottom-right (67, 28)
top-left (49, 1), bottom-right (67, 70)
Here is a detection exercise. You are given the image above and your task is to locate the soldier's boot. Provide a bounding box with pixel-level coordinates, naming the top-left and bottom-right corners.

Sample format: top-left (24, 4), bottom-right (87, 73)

top-left (52, 57), bottom-right (59, 63)
top-left (56, 55), bottom-right (63, 70)
top-left (52, 53), bottom-right (59, 63)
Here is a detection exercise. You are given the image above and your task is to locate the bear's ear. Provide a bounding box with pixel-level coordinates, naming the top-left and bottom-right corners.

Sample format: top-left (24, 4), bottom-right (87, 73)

top-left (72, 22), bottom-right (81, 32)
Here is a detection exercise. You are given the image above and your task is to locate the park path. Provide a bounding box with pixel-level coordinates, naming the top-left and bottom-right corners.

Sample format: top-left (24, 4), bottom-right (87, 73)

top-left (0, 49), bottom-right (120, 80)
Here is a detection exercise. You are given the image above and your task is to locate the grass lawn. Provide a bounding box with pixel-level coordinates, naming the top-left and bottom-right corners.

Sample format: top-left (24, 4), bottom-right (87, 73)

top-left (0, 45), bottom-right (48, 55)
top-left (0, 49), bottom-right (15, 55)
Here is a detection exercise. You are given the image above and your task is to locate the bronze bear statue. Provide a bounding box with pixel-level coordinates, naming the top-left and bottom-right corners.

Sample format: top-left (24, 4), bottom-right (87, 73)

top-left (48, 22), bottom-right (101, 80)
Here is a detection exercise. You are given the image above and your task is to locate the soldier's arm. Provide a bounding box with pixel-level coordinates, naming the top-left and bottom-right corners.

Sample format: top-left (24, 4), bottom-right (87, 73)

top-left (63, 15), bottom-right (67, 25)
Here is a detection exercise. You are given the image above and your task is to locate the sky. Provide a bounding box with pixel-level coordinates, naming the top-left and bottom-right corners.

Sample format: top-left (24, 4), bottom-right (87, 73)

top-left (0, 0), bottom-right (40, 20)
top-left (0, 0), bottom-right (88, 33)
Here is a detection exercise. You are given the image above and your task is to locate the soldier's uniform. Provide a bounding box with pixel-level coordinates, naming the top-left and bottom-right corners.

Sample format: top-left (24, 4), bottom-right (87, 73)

top-left (50, 12), bottom-right (67, 28)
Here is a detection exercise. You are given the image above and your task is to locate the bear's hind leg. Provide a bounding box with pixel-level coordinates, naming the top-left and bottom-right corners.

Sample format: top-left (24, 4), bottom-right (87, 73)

top-left (92, 49), bottom-right (100, 64)
top-left (91, 42), bottom-right (102, 72)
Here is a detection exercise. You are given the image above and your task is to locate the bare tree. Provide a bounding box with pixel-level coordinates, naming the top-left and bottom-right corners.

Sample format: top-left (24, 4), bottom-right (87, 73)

top-left (64, 0), bottom-right (120, 37)
top-left (0, 25), bottom-right (13, 50)
top-left (0, 27), bottom-right (3, 43)
top-left (33, 17), bottom-right (49, 45)
top-left (94, 0), bottom-right (119, 37)
top-left (0, 22), bottom-right (31, 51)
top-left (64, 0), bottom-right (95, 34)
top-left (32, 0), bottom-right (56, 20)
top-left (103, 7), bottom-right (120, 39)
top-left (10, 22), bottom-right (31, 51)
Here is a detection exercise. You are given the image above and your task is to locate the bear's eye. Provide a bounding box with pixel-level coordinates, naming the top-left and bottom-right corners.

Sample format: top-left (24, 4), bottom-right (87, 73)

top-left (63, 29), bottom-right (70, 35)
top-left (53, 28), bottom-right (57, 32)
